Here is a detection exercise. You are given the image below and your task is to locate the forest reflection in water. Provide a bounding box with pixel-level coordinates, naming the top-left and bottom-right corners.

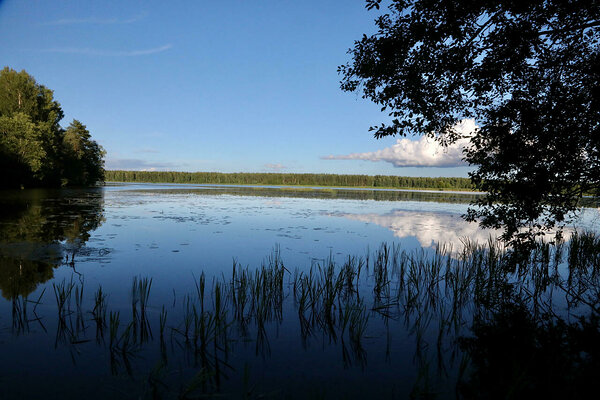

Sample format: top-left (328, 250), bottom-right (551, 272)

top-left (0, 185), bottom-right (599, 399)
top-left (0, 188), bottom-right (105, 298)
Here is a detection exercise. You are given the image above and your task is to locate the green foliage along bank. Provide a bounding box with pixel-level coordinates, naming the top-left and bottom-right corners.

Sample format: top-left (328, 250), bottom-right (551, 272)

top-left (0, 67), bottom-right (105, 188)
top-left (105, 170), bottom-right (475, 190)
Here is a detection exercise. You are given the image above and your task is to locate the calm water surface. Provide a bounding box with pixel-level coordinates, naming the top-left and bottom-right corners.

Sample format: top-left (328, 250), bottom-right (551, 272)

top-left (0, 183), bottom-right (598, 399)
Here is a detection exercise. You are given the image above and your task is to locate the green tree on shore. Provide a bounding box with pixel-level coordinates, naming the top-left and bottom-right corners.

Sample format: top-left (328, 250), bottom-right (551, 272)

top-left (0, 67), bottom-right (104, 187)
top-left (62, 120), bottom-right (105, 186)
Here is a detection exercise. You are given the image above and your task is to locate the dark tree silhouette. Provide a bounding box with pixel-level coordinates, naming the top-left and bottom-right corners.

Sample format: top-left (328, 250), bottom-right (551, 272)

top-left (340, 0), bottom-right (600, 244)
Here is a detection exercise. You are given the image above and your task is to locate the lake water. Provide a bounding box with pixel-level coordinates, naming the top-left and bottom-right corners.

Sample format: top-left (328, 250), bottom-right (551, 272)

top-left (0, 183), bottom-right (598, 399)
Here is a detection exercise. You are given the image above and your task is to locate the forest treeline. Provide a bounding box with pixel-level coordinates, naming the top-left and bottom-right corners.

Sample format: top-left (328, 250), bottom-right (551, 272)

top-left (106, 170), bottom-right (475, 190)
top-left (0, 67), bottom-right (104, 188)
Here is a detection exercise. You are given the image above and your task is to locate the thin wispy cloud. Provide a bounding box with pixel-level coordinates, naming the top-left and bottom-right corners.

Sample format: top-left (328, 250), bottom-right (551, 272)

top-left (264, 163), bottom-right (287, 172)
top-left (38, 44), bottom-right (172, 57)
top-left (43, 12), bottom-right (147, 26)
top-left (135, 148), bottom-right (160, 154)
top-left (322, 120), bottom-right (477, 168)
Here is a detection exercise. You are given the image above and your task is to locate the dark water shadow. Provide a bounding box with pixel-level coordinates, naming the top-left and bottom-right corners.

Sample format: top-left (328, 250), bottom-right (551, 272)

top-left (458, 298), bottom-right (600, 399)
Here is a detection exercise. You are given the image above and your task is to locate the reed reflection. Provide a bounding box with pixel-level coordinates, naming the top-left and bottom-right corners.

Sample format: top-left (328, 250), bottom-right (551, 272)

top-left (0, 232), bottom-right (599, 398)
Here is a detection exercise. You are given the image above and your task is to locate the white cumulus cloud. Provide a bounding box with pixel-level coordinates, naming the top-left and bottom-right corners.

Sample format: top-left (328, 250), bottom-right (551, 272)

top-left (322, 119), bottom-right (477, 168)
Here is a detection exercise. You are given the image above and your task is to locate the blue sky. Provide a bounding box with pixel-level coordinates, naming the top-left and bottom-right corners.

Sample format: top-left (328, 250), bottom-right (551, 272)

top-left (0, 0), bottom-right (472, 177)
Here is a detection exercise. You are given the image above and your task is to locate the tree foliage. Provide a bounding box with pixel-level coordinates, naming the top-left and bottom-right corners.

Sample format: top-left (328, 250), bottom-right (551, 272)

top-left (0, 67), bottom-right (105, 187)
top-left (62, 120), bottom-right (105, 185)
top-left (340, 0), bottom-right (600, 244)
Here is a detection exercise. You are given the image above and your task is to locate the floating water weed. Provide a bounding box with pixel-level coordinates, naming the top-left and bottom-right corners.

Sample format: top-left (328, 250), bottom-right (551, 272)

top-left (569, 231), bottom-right (600, 270)
top-left (159, 305), bottom-right (167, 339)
top-left (175, 294), bottom-right (194, 341)
top-left (53, 277), bottom-right (78, 346)
top-left (193, 272), bottom-right (206, 314)
top-left (109, 310), bottom-right (120, 349)
top-left (74, 280), bottom-right (85, 334)
top-left (17, 289), bottom-right (47, 334)
top-left (131, 276), bottom-right (153, 342)
top-left (11, 295), bottom-right (28, 334)
top-left (320, 258), bottom-right (342, 333)
top-left (29, 287), bottom-right (46, 314)
top-left (159, 306), bottom-right (168, 363)
top-left (91, 285), bottom-right (107, 339)
top-left (554, 235), bottom-right (565, 267)
top-left (373, 243), bottom-right (391, 300)
top-left (348, 298), bottom-right (369, 344)
top-left (143, 360), bottom-right (168, 400)
top-left (179, 367), bottom-right (217, 399)
top-left (112, 320), bottom-right (138, 376)
top-left (53, 277), bottom-right (75, 318)
top-left (340, 256), bottom-right (358, 299)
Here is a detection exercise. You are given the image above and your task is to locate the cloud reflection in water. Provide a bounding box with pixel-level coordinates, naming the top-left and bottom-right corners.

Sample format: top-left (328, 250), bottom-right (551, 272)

top-left (329, 209), bottom-right (499, 249)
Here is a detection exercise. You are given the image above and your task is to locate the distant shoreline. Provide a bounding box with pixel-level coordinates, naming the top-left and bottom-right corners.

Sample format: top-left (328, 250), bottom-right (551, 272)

top-left (104, 170), bottom-right (478, 192)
